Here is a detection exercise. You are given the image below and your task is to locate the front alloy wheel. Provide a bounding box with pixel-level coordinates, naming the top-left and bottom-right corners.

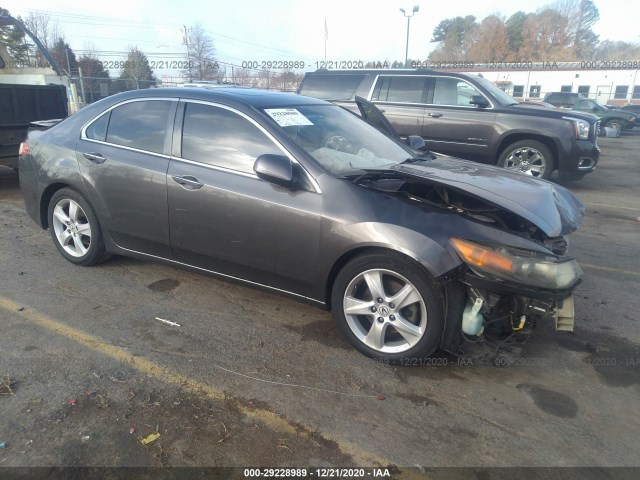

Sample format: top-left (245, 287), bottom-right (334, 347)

top-left (332, 252), bottom-right (444, 362)
top-left (343, 269), bottom-right (426, 353)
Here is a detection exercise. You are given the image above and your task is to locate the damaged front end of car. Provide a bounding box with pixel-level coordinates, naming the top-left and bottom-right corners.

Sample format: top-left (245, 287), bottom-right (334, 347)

top-left (353, 162), bottom-right (584, 362)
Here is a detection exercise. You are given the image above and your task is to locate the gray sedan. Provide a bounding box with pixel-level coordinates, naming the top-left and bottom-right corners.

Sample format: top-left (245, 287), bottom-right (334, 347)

top-left (19, 88), bottom-right (584, 363)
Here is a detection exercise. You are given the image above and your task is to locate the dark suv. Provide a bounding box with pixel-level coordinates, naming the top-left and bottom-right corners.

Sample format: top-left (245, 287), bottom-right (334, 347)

top-left (543, 92), bottom-right (584, 109)
top-left (298, 70), bottom-right (600, 180)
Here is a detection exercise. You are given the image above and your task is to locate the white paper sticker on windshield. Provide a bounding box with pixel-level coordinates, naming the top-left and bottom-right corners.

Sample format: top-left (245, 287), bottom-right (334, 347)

top-left (265, 108), bottom-right (314, 127)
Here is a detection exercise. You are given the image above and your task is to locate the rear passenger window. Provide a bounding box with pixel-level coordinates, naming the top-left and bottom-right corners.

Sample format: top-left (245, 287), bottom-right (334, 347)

top-left (299, 74), bottom-right (365, 100)
top-left (181, 103), bottom-right (282, 174)
top-left (432, 78), bottom-right (483, 106)
top-left (85, 112), bottom-right (110, 142)
top-left (105, 100), bottom-right (171, 154)
top-left (373, 76), bottom-right (426, 103)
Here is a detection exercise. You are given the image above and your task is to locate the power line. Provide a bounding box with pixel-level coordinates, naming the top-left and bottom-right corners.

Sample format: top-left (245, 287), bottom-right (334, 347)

top-left (20, 7), bottom-right (317, 59)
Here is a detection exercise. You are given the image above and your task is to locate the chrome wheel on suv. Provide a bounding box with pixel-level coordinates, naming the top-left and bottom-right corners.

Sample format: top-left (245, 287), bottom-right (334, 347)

top-left (498, 140), bottom-right (553, 180)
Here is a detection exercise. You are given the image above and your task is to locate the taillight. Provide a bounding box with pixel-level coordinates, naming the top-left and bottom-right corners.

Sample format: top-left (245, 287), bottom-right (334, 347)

top-left (19, 142), bottom-right (30, 156)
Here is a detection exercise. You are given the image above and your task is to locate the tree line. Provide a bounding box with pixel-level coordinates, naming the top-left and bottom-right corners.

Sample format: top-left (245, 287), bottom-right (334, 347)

top-left (428, 0), bottom-right (640, 62)
top-left (3, 3), bottom-right (640, 104)
top-left (0, 8), bottom-right (302, 103)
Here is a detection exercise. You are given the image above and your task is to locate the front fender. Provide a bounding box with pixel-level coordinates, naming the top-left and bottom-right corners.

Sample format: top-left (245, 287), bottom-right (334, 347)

top-left (323, 221), bottom-right (463, 282)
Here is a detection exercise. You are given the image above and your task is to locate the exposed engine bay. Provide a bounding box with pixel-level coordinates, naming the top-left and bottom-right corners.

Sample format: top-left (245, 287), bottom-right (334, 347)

top-left (356, 172), bottom-right (580, 363)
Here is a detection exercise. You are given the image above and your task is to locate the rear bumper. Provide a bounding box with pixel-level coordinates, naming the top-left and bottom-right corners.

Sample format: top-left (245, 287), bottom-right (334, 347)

top-left (0, 126), bottom-right (29, 167)
top-left (0, 155), bottom-right (18, 168)
top-left (18, 153), bottom-right (42, 226)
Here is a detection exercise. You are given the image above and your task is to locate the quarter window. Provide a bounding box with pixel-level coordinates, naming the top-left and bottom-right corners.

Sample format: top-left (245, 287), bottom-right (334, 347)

top-left (85, 112), bottom-right (110, 142)
top-left (432, 78), bottom-right (483, 106)
top-left (105, 100), bottom-right (172, 154)
top-left (181, 103), bottom-right (282, 174)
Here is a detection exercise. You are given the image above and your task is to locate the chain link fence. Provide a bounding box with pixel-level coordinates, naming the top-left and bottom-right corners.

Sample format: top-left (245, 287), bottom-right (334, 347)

top-left (68, 71), bottom-right (303, 108)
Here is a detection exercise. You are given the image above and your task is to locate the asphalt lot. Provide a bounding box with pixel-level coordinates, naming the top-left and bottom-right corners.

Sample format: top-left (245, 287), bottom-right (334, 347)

top-left (0, 132), bottom-right (639, 471)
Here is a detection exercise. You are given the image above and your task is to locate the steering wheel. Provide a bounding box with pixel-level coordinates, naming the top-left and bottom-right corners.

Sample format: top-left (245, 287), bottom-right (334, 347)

top-left (324, 135), bottom-right (355, 153)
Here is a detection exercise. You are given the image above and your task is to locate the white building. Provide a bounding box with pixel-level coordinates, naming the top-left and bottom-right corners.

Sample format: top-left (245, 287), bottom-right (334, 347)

top-left (446, 62), bottom-right (640, 105)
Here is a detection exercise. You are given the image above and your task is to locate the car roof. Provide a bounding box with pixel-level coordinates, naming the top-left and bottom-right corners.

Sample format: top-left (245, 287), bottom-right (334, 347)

top-left (108, 87), bottom-right (328, 108)
top-left (308, 68), bottom-right (450, 76)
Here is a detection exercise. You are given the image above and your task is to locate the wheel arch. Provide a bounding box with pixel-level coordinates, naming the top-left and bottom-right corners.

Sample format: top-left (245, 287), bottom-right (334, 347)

top-left (40, 182), bottom-right (101, 231)
top-left (40, 182), bottom-right (72, 228)
top-left (605, 118), bottom-right (625, 127)
top-left (496, 133), bottom-right (558, 170)
top-left (323, 246), bottom-right (443, 310)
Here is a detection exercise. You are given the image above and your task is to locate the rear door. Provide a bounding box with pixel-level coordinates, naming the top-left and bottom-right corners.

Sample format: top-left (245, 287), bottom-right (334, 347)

top-left (77, 98), bottom-right (176, 257)
top-left (421, 76), bottom-right (497, 162)
top-left (166, 100), bottom-right (322, 297)
top-left (369, 75), bottom-right (427, 138)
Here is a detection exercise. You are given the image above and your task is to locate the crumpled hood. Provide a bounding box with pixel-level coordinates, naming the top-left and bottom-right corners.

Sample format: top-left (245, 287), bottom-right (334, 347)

top-left (391, 156), bottom-right (585, 237)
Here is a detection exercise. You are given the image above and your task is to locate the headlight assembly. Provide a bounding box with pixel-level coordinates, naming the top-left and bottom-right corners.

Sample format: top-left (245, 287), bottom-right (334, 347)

top-left (563, 116), bottom-right (591, 140)
top-left (450, 238), bottom-right (583, 290)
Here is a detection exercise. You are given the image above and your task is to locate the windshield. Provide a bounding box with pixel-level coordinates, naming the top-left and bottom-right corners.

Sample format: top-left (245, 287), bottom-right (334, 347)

top-left (472, 75), bottom-right (519, 105)
top-left (263, 104), bottom-right (414, 176)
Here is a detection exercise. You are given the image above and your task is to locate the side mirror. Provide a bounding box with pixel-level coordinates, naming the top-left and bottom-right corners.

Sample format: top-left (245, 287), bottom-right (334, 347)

top-left (406, 135), bottom-right (426, 150)
top-left (469, 95), bottom-right (490, 108)
top-left (254, 154), bottom-right (296, 188)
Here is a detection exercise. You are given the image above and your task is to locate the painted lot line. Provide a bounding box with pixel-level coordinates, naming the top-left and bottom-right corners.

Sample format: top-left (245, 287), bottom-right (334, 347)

top-left (580, 263), bottom-right (640, 277)
top-left (0, 296), bottom-right (387, 467)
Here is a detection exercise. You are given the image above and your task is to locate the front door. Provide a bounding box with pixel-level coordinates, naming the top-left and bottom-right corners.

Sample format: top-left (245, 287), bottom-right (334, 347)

top-left (167, 101), bottom-right (321, 297)
top-left (421, 76), bottom-right (497, 163)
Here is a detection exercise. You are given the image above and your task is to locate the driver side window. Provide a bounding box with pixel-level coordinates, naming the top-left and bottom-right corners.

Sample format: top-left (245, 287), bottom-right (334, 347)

top-left (181, 103), bottom-right (282, 174)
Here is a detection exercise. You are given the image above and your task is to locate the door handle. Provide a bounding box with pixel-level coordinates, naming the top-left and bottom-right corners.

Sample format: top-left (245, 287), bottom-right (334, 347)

top-left (428, 113), bottom-right (443, 118)
top-left (171, 175), bottom-right (204, 190)
top-left (83, 152), bottom-right (107, 164)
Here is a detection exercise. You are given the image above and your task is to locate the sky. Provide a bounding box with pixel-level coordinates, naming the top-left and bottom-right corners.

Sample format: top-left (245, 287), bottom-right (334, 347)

top-left (2, 0), bottom-right (639, 78)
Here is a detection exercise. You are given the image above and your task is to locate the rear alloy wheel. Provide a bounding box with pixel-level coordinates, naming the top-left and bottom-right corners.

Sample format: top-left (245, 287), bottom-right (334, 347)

top-left (48, 188), bottom-right (109, 266)
top-left (331, 252), bottom-right (444, 363)
top-left (497, 140), bottom-right (553, 179)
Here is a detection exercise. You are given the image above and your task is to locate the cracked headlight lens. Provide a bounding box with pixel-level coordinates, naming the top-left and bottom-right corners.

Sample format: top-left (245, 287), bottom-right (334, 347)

top-left (450, 238), bottom-right (583, 289)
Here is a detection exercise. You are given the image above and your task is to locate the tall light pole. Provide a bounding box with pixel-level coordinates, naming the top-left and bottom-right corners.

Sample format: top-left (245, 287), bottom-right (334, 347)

top-left (400, 5), bottom-right (419, 68)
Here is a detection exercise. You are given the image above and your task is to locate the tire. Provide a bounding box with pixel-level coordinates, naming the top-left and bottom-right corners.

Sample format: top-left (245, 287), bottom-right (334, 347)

top-left (605, 119), bottom-right (622, 132)
top-left (331, 251), bottom-right (444, 363)
top-left (497, 140), bottom-right (554, 180)
top-left (47, 188), bottom-right (110, 266)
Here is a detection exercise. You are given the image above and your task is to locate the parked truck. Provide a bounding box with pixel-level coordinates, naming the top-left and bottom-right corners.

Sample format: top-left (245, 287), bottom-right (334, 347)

top-left (0, 15), bottom-right (69, 169)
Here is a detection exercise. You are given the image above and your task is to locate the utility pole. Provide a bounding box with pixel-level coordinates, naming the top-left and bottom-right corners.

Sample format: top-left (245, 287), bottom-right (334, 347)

top-left (324, 18), bottom-right (328, 63)
top-left (182, 25), bottom-right (193, 82)
top-left (400, 6), bottom-right (419, 68)
top-left (78, 66), bottom-right (87, 106)
top-left (65, 47), bottom-right (71, 76)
